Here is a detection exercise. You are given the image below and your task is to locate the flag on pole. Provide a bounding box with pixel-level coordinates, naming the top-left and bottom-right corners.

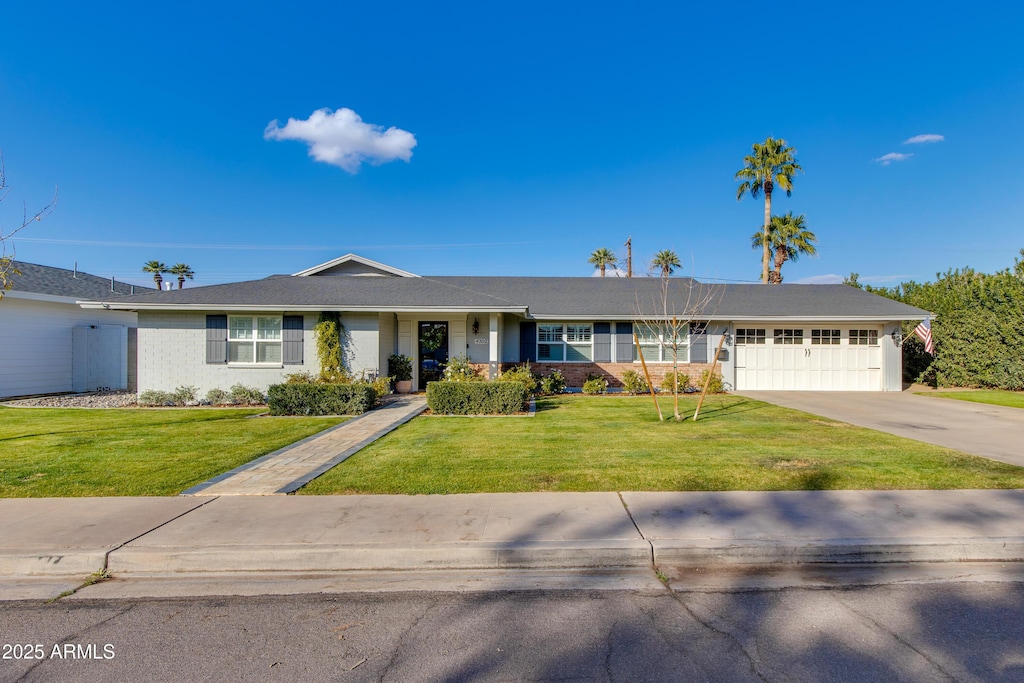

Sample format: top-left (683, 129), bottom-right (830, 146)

top-left (913, 316), bottom-right (935, 355)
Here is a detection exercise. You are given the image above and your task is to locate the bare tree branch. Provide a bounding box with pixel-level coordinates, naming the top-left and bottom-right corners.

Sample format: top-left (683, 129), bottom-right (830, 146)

top-left (0, 150), bottom-right (58, 297)
top-left (633, 266), bottom-right (723, 421)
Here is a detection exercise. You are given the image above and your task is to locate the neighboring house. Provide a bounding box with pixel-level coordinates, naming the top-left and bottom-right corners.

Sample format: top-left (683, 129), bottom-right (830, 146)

top-left (1, 262), bottom-right (147, 399)
top-left (79, 254), bottom-right (930, 394)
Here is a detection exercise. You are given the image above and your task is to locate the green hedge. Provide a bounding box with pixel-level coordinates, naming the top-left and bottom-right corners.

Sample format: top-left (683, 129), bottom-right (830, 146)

top-left (427, 381), bottom-right (529, 415)
top-left (267, 383), bottom-right (377, 416)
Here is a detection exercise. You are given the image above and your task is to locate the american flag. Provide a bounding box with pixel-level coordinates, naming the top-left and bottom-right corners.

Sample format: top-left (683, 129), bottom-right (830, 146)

top-left (914, 317), bottom-right (935, 355)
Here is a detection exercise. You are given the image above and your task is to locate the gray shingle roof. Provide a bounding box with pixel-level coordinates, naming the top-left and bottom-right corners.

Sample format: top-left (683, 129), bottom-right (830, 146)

top-left (8, 261), bottom-right (147, 299)
top-left (85, 272), bottom-right (927, 320)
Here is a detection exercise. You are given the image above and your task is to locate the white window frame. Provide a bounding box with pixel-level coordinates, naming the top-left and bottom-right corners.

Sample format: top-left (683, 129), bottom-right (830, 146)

top-left (773, 328), bottom-right (804, 345)
top-left (228, 315), bottom-right (283, 365)
top-left (634, 323), bottom-right (689, 363)
top-left (536, 323), bottom-right (594, 362)
top-left (850, 329), bottom-right (879, 346)
top-left (811, 329), bottom-right (841, 345)
top-left (736, 328), bottom-right (766, 344)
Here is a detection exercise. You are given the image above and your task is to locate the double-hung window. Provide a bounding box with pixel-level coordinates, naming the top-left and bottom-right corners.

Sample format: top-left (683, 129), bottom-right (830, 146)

top-left (634, 324), bottom-right (688, 363)
top-left (537, 323), bottom-right (593, 361)
top-left (228, 316), bottom-right (282, 364)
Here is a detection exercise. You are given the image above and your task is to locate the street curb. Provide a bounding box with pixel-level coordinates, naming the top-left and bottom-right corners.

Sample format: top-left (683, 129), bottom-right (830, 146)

top-left (105, 540), bottom-right (654, 574)
top-left (0, 549), bottom-right (107, 577)
top-left (651, 538), bottom-right (1024, 565)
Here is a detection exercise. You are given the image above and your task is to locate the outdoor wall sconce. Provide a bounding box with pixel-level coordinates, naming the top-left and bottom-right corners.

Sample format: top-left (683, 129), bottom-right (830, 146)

top-left (472, 318), bottom-right (480, 335)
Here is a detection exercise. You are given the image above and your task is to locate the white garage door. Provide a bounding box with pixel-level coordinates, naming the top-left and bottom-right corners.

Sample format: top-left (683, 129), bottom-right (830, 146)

top-left (734, 326), bottom-right (882, 391)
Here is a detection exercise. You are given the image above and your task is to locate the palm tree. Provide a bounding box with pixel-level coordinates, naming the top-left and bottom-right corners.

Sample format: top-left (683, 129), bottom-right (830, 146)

top-left (142, 260), bottom-right (167, 290)
top-left (168, 263), bottom-right (195, 289)
top-left (588, 248), bottom-right (618, 277)
top-left (735, 137), bottom-right (802, 284)
top-left (750, 212), bottom-right (817, 284)
top-left (651, 249), bottom-right (681, 277)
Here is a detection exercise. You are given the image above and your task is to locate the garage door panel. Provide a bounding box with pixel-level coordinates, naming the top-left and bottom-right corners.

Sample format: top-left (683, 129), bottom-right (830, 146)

top-left (735, 326), bottom-right (883, 391)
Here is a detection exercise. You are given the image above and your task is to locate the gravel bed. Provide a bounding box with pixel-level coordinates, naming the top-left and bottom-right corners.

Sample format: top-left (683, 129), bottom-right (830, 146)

top-left (2, 391), bottom-right (138, 408)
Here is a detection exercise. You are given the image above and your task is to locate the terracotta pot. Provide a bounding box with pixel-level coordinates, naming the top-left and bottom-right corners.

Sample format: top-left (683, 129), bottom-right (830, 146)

top-left (395, 380), bottom-right (413, 394)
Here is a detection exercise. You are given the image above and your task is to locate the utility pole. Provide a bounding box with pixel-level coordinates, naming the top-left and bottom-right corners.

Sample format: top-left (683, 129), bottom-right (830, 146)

top-left (625, 237), bottom-right (633, 278)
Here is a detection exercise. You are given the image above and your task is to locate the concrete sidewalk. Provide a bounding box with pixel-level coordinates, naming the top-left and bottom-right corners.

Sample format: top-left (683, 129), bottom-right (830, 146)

top-left (4, 490), bottom-right (1024, 595)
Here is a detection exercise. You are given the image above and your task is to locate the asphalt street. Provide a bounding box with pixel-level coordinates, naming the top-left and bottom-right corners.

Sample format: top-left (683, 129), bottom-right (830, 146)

top-left (3, 575), bottom-right (1024, 682)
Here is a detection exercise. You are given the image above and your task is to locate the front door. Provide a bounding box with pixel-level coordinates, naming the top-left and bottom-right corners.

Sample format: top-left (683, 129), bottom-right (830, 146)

top-left (418, 321), bottom-right (449, 390)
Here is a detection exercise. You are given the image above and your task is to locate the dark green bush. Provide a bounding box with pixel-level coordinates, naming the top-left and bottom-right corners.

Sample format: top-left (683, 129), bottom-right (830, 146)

top-left (427, 381), bottom-right (529, 415)
top-left (267, 383), bottom-right (377, 416)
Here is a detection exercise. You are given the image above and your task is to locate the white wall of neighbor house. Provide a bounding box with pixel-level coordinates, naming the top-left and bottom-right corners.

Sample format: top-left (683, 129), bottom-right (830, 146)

top-left (136, 310), bottom-right (317, 394)
top-left (0, 296), bottom-right (137, 399)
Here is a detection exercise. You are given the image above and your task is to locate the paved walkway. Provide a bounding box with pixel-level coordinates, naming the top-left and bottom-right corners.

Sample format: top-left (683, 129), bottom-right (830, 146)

top-left (181, 396), bottom-right (427, 496)
top-left (736, 390), bottom-right (1024, 467)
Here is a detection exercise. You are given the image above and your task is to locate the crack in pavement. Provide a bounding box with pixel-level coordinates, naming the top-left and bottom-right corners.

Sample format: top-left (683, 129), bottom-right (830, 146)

top-left (376, 596), bottom-right (440, 683)
top-left (16, 603), bottom-right (137, 682)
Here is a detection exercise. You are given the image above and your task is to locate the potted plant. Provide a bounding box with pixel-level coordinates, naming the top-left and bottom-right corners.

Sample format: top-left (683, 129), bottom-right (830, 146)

top-left (388, 354), bottom-right (413, 394)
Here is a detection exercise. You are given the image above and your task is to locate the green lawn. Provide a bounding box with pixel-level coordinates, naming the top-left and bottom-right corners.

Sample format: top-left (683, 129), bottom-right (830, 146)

top-left (0, 407), bottom-right (346, 497)
top-left (300, 395), bottom-right (1024, 494)
top-left (917, 390), bottom-right (1024, 410)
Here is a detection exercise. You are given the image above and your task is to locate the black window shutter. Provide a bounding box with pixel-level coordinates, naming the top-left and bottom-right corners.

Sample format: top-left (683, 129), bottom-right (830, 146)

top-left (519, 321), bottom-right (537, 362)
top-left (206, 315), bottom-right (228, 364)
top-left (593, 322), bottom-right (611, 362)
top-left (615, 322), bottom-right (633, 362)
top-left (689, 322), bottom-right (707, 363)
top-left (282, 315), bottom-right (304, 365)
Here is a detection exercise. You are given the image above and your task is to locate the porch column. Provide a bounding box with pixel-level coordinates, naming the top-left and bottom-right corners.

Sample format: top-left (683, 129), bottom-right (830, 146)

top-left (489, 313), bottom-right (502, 379)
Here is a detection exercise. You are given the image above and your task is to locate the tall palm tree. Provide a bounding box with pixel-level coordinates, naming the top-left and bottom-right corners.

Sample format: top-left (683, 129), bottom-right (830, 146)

top-left (735, 137), bottom-right (802, 284)
top-left (588, 248), bottom-right (618, 277)
top-left (168, 263), bottom-right (195, 289)
top-left (651, 249), bottom-right (681, 277)
top-left (142, 260), bottom-right (167, 290)
top-left (751, 212), bottom-right (817, 284)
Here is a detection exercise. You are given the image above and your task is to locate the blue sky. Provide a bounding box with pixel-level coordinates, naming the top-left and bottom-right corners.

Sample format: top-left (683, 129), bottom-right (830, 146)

top-left (2, 1), bottom-right (1022, 289)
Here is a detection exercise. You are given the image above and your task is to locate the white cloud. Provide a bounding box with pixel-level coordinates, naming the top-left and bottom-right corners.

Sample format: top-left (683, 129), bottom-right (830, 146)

top-left (903, 134), bottom-right (945, 144)
top-left (590, 267), bottom-right (630, 278)
top-left (264, 107), bottom-right (417, 173)
top-left (874, 152), bottom-right (913, 166)
top-left (792, 274), bottom-right (845, 284)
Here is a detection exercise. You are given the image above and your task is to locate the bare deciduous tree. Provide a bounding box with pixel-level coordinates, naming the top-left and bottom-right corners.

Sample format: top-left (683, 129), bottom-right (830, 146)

top-left (0, 151), bottom-right (58, 298)
top-left (634, 268), bottom-right (722, 421)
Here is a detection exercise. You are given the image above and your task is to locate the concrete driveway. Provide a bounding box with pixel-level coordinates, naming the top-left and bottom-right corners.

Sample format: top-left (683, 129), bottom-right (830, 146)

top-left (736, 391), bottom-right (1024, 468)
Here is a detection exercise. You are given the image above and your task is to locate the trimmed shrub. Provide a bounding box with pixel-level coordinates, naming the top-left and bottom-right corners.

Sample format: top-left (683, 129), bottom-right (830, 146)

top-left (540, 370), bottom-right (566, 395)
top-left (230, 383), bottom-right (267, 405)
top-left (620, 370), bottom-right (648, 395)
top-left (697, 370), bottom-right (725, 394)
top-left (427, 381), bottom-right (529, 415)
top-left (497, 364), bottom-right (539, 393)
top-left (172, 385), bottom-right (199, 405)
top-left (138, 390), bottom-right (175, 406)
top-left (204, 388), bottom-right (230, 405)
top-left (582, 376), bottom-right (609, 395)
top-left (660, 371), bottom-right (690, 393)
top-left (267, 383), bottom-right (377, 416)
top-left (444, 355), bottom-right (484, 381)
